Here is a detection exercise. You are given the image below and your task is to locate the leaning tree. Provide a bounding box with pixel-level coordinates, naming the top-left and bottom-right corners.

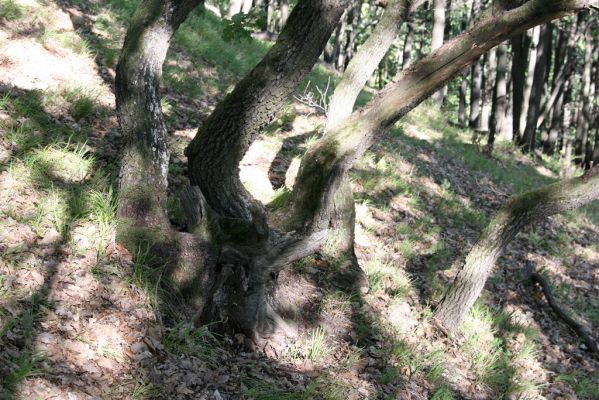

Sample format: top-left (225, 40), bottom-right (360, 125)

top-left (116, 0), bottom-right (599, 341)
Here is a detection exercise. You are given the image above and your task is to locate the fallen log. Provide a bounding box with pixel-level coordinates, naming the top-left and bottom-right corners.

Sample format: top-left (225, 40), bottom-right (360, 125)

top-left (525, 261), bottom-right (598, 354)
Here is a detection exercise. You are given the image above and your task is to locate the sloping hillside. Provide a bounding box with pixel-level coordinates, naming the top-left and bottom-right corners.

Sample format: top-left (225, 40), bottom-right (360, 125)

top-left (1, 1), bottom-right (598, 399)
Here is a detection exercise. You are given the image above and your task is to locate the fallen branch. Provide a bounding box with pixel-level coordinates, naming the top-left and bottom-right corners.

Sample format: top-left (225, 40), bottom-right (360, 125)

top-left (524, 261), bottom-right (598, 354)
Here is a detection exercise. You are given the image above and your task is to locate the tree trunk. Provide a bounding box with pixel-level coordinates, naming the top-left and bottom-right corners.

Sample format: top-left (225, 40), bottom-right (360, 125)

top-left (574, 24), bottom-right (593, 166)
top-left (185, 0), bottom-right (351, 222)
top-left (326, 0), bottom-right (410, 131)
top-left (267, 0), bottom-right (276, 33)
top-left (430, 0), bottom-right (446, 106)
top-left (402, 17), bottom-right (415, 69)
top-left (538, 18), bottom-right (580, 143)
top-left (116, 0), bottom-right (599, 343)
top-left (511, 32), bottom-right (530, 143)
top-left (482, 48), bottom-right (496, 131)
top-left (470, 59), bottom-right (483, 129)
top-left (242, 0), bottom-right (253, 13)
top-left (280, 0), bottom-right (290, 26)
top-left (435, 166), bottom-right (599, 332)
top-left (228, 0), bottom-right (243, 18)
top-left (116, 0), bottom-right (202, 231)
top-left (457, 18), bottom-right (468, 126)
top-left (584, 57), bottom-right (598, 169)
top-left (334, 10), bottom-right (348, 70)
top-left (521, 23), bottom-right (552, 153)
top-left (517, 26), bottom-right (540, 145)
top-left (488, 42), bottom-right (508, 154)
top-left (343, 0), bottom-right (362, 68)
top-left (468, 0), bottom-right (483, 129)
top-left (545, 80), bottom-right (566, 155)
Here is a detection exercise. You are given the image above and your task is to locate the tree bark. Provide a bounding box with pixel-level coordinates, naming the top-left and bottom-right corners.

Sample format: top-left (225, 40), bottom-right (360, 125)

top-left (521, 23), bottom-right (552, 153)
top-left (517, 26), bottom-right (540, 145)
top-left (401, 14), bottom-right (415, 69)
top-left (116, 0), bottom-right (203, 230)
top-left (326, 0), bottom-right (410, 131)
top-left (574, 23), bottom-right (593, 166)
top-left (511, 32), bottom-right (530, 143)
top-left (468, 0), bottom-right (483, 129)
top-left (435, 166), bottom-right (599, 332)
top-left (430, 0), bottom-right (446, 106)
top-left (488, 42), bottom-right (508, 153)
top-left (228, 0), bottom-right (243, 17)
top-left (185, 0), bottom-right (351, 222)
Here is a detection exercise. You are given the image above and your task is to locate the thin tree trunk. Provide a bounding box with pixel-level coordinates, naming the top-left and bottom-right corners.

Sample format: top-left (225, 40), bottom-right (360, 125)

top-left (545, 80), bottom-right (566, 155)
top-left (326, 0), bottom-right (411, 130)
top-left (574, 25), bottom-right (593, 166)
top-left (435, 166), bottom-right (599, 331)
top-left (488, 42), bottom-right (507, 154)
top-left (242, 0), bottom-right (253, 13)
top-left (228, 0), bottom-right (243, 17)
top-left (343, 0), bottom-right (362, 68)
top-left (402, 17), bottom-right (415, 69)
top-left (470, 59), bottom-right (483, 129)
top-left (280, 0), bottom-right (289, 26)
top-left (511, 32), bottom-right (530, 143)
top-left (482, 48), bottom-right (496, 132)
top-left (334, 10), bottom-right (348, 70)
top-left (521, 23), bottom-right (552, 153)
top-left (517, 26), bottom-right (540, 145)
top-left (430, 0), bottom-right (446, 106)
top-left (469, 0), bottom-right (483, 129)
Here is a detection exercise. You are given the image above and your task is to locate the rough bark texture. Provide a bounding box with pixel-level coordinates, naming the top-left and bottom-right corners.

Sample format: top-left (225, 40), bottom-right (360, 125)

top-left (435, 166), bottom-right (599, 332)
top-left (326, 0), bottom-right (410, 131)
top-left (116, 0), bottom-right (203, 230)
top-left (185, 0), bottom-right (351, 222)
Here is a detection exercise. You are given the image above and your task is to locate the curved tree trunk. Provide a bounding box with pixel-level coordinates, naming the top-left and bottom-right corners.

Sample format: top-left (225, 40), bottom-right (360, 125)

top-left (185, 0), bottom-right (351, 222)
top-left (292, 0), bottom-right (598, 236)
top-left (116, 0), bottom-right (202, 231)
top-left (435, 166), bottom-right (599, 332)
top-left (325, 0), bottom-right (410, 131)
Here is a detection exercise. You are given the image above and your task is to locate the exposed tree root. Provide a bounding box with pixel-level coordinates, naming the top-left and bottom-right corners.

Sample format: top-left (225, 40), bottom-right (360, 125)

top-left (525, 261), bottom-right (599, 355)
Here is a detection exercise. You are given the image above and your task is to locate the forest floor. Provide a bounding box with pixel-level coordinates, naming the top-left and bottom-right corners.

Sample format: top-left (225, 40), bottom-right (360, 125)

top-left (1, 0), bottom-right (599, 399)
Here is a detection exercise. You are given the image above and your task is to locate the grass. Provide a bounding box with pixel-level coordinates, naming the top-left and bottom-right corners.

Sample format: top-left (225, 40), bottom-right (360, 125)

top-left (556, 370), bottom-right (599, 399)
top-left (269, 186), bottom-right (292, 210)
top-left (0, 0), bottom-right (24, 21)
top-left (307, 326), bottom-right (328, 362)
top-left (163, 322), bottom-right (220, 361)
top-left (460, 302), bottom-right (540, 398)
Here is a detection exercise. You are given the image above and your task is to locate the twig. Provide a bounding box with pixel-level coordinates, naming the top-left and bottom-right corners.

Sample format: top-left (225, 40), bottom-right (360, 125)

top-left (524, 261), bottom-right (598, 354)
top-left (294, 78), bottom-right (330, 116)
